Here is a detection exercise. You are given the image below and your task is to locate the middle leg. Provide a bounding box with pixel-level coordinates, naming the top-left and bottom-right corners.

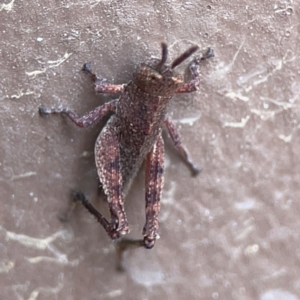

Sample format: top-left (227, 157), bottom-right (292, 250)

top-left (165, 117), bottom-right (201, 176)
top-left (39, 99), bottom-right (117, 128)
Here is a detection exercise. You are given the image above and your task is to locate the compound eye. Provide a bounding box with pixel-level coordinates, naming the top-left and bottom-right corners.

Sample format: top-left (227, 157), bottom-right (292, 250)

top-left (172, 76), bottom-right (183, 84)
top-left (150, 73), bottom-right (162, 81)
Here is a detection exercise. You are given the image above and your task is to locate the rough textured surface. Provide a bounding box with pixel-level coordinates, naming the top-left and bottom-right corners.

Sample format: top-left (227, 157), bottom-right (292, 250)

top-left (1, 1), bottom-right (299, 299)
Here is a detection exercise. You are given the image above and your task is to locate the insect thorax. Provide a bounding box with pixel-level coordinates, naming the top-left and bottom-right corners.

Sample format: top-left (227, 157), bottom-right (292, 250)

top-left (132, 59), bottom-right (183, 96)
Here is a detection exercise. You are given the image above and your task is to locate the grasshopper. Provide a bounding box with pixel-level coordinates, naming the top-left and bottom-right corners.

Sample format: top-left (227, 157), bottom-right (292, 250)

top-left (39, 43), bottom-right (213, 253)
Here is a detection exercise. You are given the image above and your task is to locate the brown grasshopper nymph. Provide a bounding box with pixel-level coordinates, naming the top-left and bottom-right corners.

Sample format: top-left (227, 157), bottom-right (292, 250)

top-left (39, 42), bottom-right (214, 252)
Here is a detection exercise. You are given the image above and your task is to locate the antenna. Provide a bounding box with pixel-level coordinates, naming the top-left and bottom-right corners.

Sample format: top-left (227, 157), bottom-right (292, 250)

top-left (171, 45), bottom-right (199, 69)
top-left (157, 42), bottom-right (168, 69)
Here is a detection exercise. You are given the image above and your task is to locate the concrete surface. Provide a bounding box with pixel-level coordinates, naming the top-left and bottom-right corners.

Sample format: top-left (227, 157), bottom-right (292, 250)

top-left (1, 0), bottom-right (300, 299)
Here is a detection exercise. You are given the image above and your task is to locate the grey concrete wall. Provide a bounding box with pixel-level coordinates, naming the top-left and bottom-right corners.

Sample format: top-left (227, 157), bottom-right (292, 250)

top-left (1, 1), bottom-right (299, 299)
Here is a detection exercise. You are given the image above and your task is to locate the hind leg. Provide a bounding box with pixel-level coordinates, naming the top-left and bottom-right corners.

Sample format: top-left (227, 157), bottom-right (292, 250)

top-left (94, 123), bottom-right (129, 236)
top-left (60, 122), bottom-right (129, 239)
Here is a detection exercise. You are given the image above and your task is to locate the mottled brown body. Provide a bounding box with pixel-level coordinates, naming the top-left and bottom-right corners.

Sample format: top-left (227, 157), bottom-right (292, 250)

top-left (116, 83), bottom-right (169, 188)
top-left (39, 43), bottom-right (214, 252)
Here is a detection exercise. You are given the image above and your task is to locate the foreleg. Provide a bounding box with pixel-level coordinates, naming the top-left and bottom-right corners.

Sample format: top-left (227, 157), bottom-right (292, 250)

top-left (82, 63), bottom-right (125, 94)
top-left (175, 47), bottom-right (214, 93)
